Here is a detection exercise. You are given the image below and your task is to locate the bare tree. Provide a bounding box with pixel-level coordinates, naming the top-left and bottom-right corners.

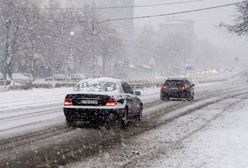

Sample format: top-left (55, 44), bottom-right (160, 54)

top-left (222, 1), bottom-right (248, 36)
top-left (0, 0), bottom-right (126, 87)
top-left (0, 0), bottom-right (39, 79)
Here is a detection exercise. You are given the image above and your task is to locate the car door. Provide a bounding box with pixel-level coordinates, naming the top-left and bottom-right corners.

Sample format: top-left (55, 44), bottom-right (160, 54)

top-left (121, 82), bottom-right (136, 116)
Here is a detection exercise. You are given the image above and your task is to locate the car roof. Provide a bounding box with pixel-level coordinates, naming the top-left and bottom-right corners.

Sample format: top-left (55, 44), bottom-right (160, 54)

top-left (166, 78), bottom-right (190, 82)
top-left (78, 77), bottom-right (123, 84)
top-left (73, 77), bottom-right (124, 95)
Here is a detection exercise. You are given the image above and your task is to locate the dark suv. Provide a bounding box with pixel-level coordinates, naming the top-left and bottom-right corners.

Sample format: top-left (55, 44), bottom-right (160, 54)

top-left (160, 78), bottom-right (195, 101)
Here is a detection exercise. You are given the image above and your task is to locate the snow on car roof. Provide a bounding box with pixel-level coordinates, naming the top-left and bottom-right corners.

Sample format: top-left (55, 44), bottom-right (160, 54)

top-left (72, 77), bottom-right (124, 94)
top-left (166, 78), bottom-right (188, 81)
top-left (78, 77), bottom-right (123, 84)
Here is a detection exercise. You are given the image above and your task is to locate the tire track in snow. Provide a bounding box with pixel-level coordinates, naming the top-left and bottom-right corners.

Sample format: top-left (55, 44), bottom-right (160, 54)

top-left (1, 88), bottom-right (248, 168)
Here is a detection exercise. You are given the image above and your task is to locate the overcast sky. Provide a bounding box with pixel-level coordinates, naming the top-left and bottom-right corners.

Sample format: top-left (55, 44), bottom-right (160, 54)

top-left (134, 0), bottom-right (248, 59)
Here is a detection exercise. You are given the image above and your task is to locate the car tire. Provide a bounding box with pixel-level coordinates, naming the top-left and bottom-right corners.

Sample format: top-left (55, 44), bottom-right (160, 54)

top-left (136, 104), bottom-right (143, 121)
top-left (121, 107), bottom-right (129, 129)
top-left (187, 95), bottom-right (194, 101)
top-left (160, 95), bottom-right (164, 101)
top-left (66, 117), bottom-right (75, 127)
top-left (104, 113), bottom-right (115, 130)
top-left (66, 120), bottom-right (75, 127)
top-left (161, 95), bottom-right (169, 101)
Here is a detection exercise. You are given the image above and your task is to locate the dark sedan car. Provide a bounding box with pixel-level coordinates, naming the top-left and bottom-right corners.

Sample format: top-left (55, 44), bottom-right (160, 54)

top-left (160, 78), bottom-right (195, 101)
top-left (63, 77), bottom-right (143, 128)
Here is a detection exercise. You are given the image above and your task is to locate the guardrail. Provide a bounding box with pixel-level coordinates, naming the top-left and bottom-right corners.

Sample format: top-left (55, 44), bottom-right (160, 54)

top-left (0, 80), bottom-right (12, 85)
top-left (0, 79), bottom-right (164, 91)
top-left (0, 79), bottom-right (32, 90)
top-left (0, 73), bottom-right (236, 91)
top-left (128, 79), bottom-right (163, 89)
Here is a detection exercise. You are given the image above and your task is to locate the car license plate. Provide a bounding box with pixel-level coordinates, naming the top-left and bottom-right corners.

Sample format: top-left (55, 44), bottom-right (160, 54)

top-left (171, 87), bottom-right (178, 90)
top-left (81, 100), bottom-right (98, 105)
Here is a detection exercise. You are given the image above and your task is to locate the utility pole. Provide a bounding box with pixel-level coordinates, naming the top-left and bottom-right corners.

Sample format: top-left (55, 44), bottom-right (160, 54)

top-left (91, 20), bottom-right (99, 78)
top-left (3, 64), bottom-right (7, 91)
top-left (0, 40), bottom-right (7, 91)
top-left (3, 20), bottom-right (10, 91)
top-left (70, 31), bottom-right (75, 74)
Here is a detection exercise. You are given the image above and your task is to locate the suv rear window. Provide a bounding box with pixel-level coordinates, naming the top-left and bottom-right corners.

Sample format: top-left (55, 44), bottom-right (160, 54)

top-left (165, 80), bottom-right (186, 87)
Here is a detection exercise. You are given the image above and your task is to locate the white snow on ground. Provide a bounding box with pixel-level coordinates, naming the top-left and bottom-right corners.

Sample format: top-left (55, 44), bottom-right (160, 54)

top-left (0, 77), bottom-right (245, 139)
top-left (137, 87), bottom-right (160, 103)
top-left (0, 86), bottom-right (159, 112)
top-left (0, 86), bottom-right (160, 139)
top-left (0, 74), bottom-right (243, 112)
top-left (0, 87), bottom-right (71, 111)
top-left (153, 98), bottom-right (248, 168)
top-left (68, 90), bottom-right (248, 168)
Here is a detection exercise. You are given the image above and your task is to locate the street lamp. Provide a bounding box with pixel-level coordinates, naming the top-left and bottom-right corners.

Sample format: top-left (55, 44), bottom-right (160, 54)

top-left (70, 31), bottom-right (75, 36)
top-left (69, 31), bottom-right (76, 74)
top-left (90, 21), bottom-right (101, 78)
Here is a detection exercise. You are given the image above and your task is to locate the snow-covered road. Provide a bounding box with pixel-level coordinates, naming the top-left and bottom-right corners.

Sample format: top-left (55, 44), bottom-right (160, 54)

top-left (0, 87), bottom-right (161, 139)
top-left (152, 95), bottom-right (248, 168)
top-left (0, 79), bottom-right (240, 139)
top-left (0, 78), bottom-right (247, 168)
top-left (68, 85), bottom-right (248, 168)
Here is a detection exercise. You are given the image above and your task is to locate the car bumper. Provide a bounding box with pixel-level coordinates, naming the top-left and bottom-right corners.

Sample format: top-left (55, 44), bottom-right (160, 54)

top-left (64, 108), bottom-right (124, 122)
top-left (161, 90), bottom-right (189, 98)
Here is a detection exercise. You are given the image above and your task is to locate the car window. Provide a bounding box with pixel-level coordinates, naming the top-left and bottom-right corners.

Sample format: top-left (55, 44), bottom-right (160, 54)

top-left (74, 81), bottom-right (118, 93)
top-left (122, 82), bottom-right (134, 94)
top-left (185, 80), bottom-right (191, 87)
top-left (165, 80), bottom-right (186, 87)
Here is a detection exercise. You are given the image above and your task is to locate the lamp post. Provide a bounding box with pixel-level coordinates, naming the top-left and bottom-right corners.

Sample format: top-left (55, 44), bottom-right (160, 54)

top-left (1, 37), bottom-right (7, 91)
top-left (70, 31), bottom-right (75, 74)
top-left (91, 21), bottom-right (99, 78)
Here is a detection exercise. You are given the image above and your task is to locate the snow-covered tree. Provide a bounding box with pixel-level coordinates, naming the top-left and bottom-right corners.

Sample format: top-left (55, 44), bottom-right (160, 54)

top-left (0, 0), bottom-right (39, 79)
top-left (0, 0), bottom-right (125, 82)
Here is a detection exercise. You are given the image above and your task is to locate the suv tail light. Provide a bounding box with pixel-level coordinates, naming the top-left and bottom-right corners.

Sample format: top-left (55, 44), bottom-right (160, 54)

top-left (106, 98), bottom-right (117, 106)
top-left (180, 86), bottom-right (188, 90)
top-left (64, 98), bottom-right (73, 106)
top-left (161, 84), bottom-right (169, 90)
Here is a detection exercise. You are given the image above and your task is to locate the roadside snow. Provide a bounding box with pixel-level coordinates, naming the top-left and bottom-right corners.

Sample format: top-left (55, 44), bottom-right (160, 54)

top-left (0, 79), bottom-right (246, 140)
top-left (67, 90), bottom-right (248, 168)
top-left (0, 86), bottom-right (159, 139)
top-left (0, 87), bottom-right (159, 113)
top-left (154, 97), bottom-right (248, 168)
top-left (0, 87), bottom-right (71, 112)
top-left (137, 87), bottom-right (160, 103)
top-left (0, 86), bottom-right (4, 92)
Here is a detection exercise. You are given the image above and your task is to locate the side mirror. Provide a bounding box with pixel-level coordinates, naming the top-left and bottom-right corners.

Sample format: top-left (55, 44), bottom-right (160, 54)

top-left (134, 91), bottom-right (141, 96)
